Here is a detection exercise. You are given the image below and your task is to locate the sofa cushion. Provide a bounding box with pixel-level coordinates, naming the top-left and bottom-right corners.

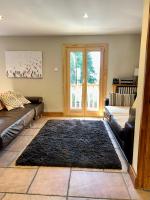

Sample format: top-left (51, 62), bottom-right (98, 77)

top-left (0, 104), bottom-right (36, 147)
top-left (0, 110), bottom-right (35, 147)
top-left (112, 115), bottom-right (129, 129)
top-left (105, 106), bottom-right (130, 116)
top-left (10, 91), bottom-right (31, 105)
top-left (0, 97), bottom-right (44, 149)
top-left (0, 104), bottom-right (36, 120)
top-left (0, 116), bottom-right (24, 136)
top-left (0, 92), bottom-right (24, 111)
top-left (105, 106), bottom-right (130, 130)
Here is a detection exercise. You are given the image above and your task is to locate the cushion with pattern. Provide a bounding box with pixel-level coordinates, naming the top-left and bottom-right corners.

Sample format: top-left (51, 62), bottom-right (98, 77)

top-left (10, 91), bottom-right (31, 105)
top-left (0, 92), bottom-right (24, 111)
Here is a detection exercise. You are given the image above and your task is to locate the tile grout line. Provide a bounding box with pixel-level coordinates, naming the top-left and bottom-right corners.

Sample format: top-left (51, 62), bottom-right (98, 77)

top-left (0, 192), bottom-right (67, 197)
top-left (0, 166), bottom-right (38, 170)
top-left (121, 173), bottom-right (132, 200)
top-left (1, 193), bottom-right (6, 200)
top-left (0, 166), bottom-right (127, 174)
top-left (66, 167), bottom-right (72, 200)
top-left (71, 169), bottom-right (126, 173)
top-left (26, 167), bottom-right (40, 194)
top-left (68, 195), bottom-right (131, 200)
top-left (72, 169), bottom-right (104, 172)
top-left (0, 192), bottom-right (131, 200)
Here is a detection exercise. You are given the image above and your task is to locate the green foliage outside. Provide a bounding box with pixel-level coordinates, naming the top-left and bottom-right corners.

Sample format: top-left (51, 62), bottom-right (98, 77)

top-left (70, 52), bottom-right (97, 84)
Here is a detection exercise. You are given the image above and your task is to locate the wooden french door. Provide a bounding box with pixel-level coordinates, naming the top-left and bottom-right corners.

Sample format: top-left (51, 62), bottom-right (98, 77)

top-left (64, 44), bottom-right (107, 117)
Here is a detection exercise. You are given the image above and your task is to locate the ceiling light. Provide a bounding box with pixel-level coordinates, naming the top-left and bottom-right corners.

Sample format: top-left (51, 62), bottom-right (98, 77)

top-left (83, 13), bottom-right (88, 19)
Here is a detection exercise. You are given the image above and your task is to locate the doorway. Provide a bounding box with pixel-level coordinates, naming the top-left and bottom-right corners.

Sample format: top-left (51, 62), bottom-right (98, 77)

top-left (63, 44), bottom-right (108, 117)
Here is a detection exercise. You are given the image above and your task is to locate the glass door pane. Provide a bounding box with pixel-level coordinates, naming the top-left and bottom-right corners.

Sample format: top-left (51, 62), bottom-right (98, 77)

top-left (70, 51), bottom-right (83, 110)
top-left (86, 51), bottom-right (101, 111)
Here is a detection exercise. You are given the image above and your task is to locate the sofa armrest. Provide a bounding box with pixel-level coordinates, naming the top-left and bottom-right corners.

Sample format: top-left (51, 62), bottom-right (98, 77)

top-left (105, 98), bottom-right (109, 106)
top-left (128, 108), bottom-right (136, 126)
top-left (122, 122), bottom-right (135, 164)
top-left (125, 121), bottom-right (134, 129)
top-left (26, 97), bottom-right (43, 104)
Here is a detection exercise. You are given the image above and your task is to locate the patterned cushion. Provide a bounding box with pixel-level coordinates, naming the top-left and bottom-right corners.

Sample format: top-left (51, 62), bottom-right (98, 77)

top-left (10, 91), bottom-right (31, 105)
top-left (0, 100), bottom-right (5, 110)
top-left (0, 92), bottom-right (24, 111)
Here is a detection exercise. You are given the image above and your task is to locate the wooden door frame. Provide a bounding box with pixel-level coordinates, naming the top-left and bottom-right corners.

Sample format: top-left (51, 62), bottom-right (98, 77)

top-left (63, 43), bottom-right (108, 117)
top-left (134, 15), bottom-right (150, 189)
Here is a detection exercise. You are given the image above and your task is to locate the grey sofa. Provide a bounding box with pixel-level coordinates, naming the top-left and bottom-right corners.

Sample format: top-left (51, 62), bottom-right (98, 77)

top-left (104, 99), bottom-right (135, 164)
top-left (0, 97), bottom-right (44, 149)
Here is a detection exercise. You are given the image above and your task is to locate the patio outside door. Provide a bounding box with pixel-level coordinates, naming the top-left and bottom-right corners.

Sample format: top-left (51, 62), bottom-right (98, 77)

top-left (64, 44), bottom-right (107, 117)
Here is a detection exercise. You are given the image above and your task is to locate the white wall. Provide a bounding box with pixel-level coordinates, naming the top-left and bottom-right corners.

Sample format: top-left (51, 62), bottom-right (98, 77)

top-left (132, 0), bottom-right (150, 173)
top-left (0, 34), bottom-right (140, 112)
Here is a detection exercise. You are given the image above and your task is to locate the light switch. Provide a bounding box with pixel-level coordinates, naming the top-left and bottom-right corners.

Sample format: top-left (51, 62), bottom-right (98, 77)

top-left (54, 67), bottom-right (58, 72)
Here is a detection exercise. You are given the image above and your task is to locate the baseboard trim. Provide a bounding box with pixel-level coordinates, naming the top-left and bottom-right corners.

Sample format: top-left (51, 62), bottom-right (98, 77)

top-left (128, 164), bottom-right (137, 186)
top-left (43, 112), bottom-right (64, 117)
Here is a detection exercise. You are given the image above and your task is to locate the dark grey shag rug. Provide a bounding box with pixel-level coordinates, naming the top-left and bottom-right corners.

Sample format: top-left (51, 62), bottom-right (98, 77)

top-left (16, 120), bottom-right (121, 169)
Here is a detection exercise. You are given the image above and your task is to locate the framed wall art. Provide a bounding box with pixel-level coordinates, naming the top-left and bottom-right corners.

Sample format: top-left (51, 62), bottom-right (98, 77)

top-left (5, 51), bottom-right (43, 78)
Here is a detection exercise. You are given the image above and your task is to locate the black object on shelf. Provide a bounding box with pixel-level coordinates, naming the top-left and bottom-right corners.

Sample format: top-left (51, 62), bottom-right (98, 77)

top-left (113, 78), bottom-right (119, 84)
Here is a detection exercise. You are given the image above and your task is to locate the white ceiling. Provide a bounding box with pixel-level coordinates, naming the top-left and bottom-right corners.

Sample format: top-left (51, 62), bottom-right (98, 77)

top-left (0, 0), bottom-right (143, 36)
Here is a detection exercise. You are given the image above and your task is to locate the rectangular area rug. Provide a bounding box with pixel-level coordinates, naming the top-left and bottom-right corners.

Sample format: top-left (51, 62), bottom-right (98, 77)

top-left (16, 120), bottom-right (122, 169)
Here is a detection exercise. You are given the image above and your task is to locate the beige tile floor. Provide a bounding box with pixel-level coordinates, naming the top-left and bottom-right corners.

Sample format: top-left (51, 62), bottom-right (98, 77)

top-left (0, 117), bottom-right (150, 200)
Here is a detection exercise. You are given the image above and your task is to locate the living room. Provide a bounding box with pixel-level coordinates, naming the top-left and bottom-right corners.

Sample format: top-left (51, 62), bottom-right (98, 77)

top-left (0, 0), bottom-right (150, 200)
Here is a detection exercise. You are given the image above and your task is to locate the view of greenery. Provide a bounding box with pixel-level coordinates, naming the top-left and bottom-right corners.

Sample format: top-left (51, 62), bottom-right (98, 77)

top-left (70, 52), bottom-right (97, 84)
